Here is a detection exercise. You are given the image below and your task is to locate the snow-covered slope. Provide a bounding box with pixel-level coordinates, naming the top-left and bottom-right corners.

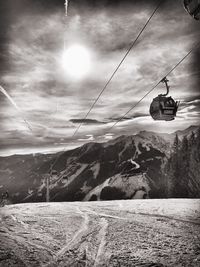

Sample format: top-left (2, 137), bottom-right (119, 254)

top-left (84, 173), bottom-right (150, 201)
top-left (0, 199), bottom-right (200, 266)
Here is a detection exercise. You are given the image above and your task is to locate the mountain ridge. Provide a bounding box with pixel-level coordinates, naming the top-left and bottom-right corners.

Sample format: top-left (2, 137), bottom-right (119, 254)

top-left (0, 124), bottom-right (199, 203)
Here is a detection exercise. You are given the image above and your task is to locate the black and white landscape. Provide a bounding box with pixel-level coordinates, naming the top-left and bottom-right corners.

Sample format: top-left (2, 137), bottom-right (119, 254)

top-left (0, 0), bottom-right (200, 266)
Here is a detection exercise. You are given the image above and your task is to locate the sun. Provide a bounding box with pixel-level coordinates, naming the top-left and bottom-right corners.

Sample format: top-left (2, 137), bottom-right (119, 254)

top-left (62, 44), bottom-right (91, 79)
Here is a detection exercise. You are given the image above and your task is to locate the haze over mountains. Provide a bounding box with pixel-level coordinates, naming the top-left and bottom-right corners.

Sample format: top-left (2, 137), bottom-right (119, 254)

top-left (0, 125), bottom-right (199, 204)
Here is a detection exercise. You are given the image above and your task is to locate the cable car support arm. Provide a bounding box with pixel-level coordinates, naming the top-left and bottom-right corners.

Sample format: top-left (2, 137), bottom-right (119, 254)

top-left (161, 77), bottom-right (170, 96)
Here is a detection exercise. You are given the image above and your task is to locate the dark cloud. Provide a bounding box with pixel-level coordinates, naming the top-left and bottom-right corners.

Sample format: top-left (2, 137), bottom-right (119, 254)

top-left (109, 112), bottom-right (149, 122)
top-left (70, 119), bottom-right (106, 125)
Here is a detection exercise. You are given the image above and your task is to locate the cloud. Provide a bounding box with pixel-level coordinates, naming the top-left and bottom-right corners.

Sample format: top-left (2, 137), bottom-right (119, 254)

top-left (108, 112), bottom-right (149, 122)
top-left (70, 119), bottom-right (106, 125)
top-left (78, 135), bottom-right (94, 142)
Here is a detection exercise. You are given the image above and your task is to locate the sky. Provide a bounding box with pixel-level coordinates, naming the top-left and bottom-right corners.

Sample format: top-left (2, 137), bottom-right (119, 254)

top-left (0, 0), bottom-right (200, 156)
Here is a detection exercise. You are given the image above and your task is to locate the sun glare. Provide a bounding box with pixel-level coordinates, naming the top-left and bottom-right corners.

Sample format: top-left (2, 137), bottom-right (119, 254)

top-left (62, 44), bottom-right (91, 79)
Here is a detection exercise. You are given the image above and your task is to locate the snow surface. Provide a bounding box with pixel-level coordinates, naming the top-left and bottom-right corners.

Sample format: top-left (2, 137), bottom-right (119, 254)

top-left (84, 178), bottom-right (110, 201)
top-left (0, 199), bottom-right (199, 266)
top-left (84, 173), bottom-right (149, 201)
top-left (61, 163), bottom-right (88, 188)
top-left (130, 159), bottom-right (140, 169)
top-left (90, 162), bottom-right (100, 179)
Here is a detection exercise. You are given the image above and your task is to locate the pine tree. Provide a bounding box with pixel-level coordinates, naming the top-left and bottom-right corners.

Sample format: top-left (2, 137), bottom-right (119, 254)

top-left (188, 127), bottom-right (200, 197)
top-left (173, 133), bottom-right (180, 152)
top-left (166, 134), bottom-right (181, 197)
top-left (189, 131), bottom-right (195, 148)
top-left (165, 127), bottom-right (200, 198)
top-left (195, 127), bottom-right (200, 161)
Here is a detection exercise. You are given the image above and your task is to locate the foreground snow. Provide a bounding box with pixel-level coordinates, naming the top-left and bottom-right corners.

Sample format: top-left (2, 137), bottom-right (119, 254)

top-left (0, 199), bottom-right (200, 267)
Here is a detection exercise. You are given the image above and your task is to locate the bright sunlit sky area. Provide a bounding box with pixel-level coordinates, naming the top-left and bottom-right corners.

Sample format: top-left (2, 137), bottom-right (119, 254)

top-left (0, 0), bottom-right (199, 156)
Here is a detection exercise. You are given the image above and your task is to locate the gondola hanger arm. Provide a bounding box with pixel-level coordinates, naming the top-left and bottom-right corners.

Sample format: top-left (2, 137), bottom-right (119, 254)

top-left (160, 77), bottom-right (170, 96)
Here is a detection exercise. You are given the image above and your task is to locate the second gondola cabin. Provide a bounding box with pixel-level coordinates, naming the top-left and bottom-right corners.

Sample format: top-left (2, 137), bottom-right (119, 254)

top-left (183, 0), bottom-right (200, 20)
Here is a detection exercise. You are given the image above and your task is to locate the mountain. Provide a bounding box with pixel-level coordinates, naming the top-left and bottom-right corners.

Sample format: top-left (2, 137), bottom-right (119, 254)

top-left (0, 125), bottom-right (199, 203)
top-left (0, 153), bottom-right (55, 203)
top-left (175, 125), bottom-right (199, 138)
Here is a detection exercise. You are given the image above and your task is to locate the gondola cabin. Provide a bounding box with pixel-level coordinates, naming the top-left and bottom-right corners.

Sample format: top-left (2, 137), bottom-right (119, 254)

top-left (150, 95), bottom-right (178, 121)
top-left (183, 0), bottom-right (200, 20)
top-left (149, 77), bottom-right (179, 121)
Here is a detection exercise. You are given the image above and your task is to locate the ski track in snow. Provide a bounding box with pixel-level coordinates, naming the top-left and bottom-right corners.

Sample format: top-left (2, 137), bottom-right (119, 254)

top-left (56, 206), bottom-right (89, 256)
top-left (94, 218), bottom-right (108, 267)
top-left (84, 206), bottom-right (200, 226)
top-left (44, 206), bottom-right (89, 266)
top-left (85, 207), bottom-right (127, 221)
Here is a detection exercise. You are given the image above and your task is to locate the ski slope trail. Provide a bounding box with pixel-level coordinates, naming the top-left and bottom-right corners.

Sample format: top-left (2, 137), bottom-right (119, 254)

top-left (0, 199), bottom-right (200, 267)
top-left (93, 218), bottom-right (108, 267)
top-left (56, 207), bottom-right (89, 257)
